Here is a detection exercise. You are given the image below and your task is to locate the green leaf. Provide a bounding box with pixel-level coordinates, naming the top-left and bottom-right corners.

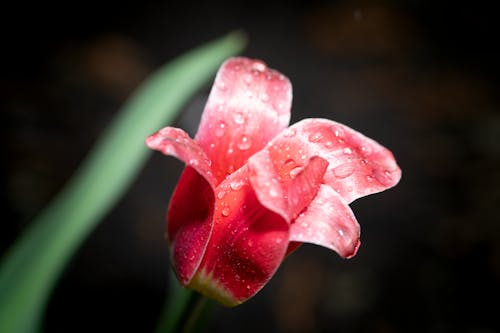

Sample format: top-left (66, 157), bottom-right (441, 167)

top-left (0, 31), bottom-right (247, 333)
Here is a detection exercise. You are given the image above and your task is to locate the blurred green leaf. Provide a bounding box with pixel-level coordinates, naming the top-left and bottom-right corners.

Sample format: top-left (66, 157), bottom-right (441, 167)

top-left (0, 31), bottom-right (246, 333)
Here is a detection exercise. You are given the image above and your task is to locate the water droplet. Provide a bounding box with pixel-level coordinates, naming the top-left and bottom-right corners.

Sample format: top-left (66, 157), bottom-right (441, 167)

top-left (283, 128), bottom-right (296, 137)
top-left (374, 169), bottom-right (393, 186)
top-left (275, 238), bottom-right (283, 244)
top-left (332, 126), bottom-right (344, 138)
top-left (217, 80), bottom-right (227, 91)
top-left (338, 229), bottom-right (345, 237)
top-left (323, 140), bottom-right (333, 148)
top-left (252, 61), bottom-right (267, 72)
top-left (360, 145), bottom-right (373, 156)
top-left (216, 103), bottom-right (225, 112)
top-left (215, 122), bottom-right (226, 137)
top-left (269, 188), bottom-right (278, 197)
top-left (230, 181), bottom-right (243, 191)
top-left (189, 159), bottom-right (199, 166)
top-left (308, 132), bottom-right (323, 143)
top-left (227, 147), bottom-right (234, 154)
top-left (221, 207), bottom-right (230, 217)
top-left (217, 191), bottom-right (225, 199)
top-left (276, 102), bottom-right (284, 110)
top-left (333, 164), bottom-right (354, 178)
top-left (237, 136), bottom-right (251, 150)
top-left (366, 175), bottom-right (375, 182)
top-left (260, 93), bottom-right (270, 102)
top-left (233, 112), bottom-right (245, 124)
top-left (243, 74), bottom-right (253, 85)
top-left (343, 147), bottom-right (353, 155)
top-left (209, 143), bottom-right (215, 149)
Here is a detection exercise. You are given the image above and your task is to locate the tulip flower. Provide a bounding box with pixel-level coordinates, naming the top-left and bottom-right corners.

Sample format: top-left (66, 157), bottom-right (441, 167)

top-left (146, 57), bottom-right (401, 306)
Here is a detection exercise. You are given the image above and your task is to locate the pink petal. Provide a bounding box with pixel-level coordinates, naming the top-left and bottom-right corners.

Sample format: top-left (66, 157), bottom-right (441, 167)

top-left (255, 119), bottom-right (401, 205)
top-left (146, 126), bottom-right (217, 187)
top-left (188, 166), bottom-right (289, 306)
top-left (248, 146), bottom-right (329, 221)
top-left (145, 127), bottom-right (216, 284)
top-left (194, 57), bottom-right (292, 183)
top-left (290, 185), bottom-right (360, 258)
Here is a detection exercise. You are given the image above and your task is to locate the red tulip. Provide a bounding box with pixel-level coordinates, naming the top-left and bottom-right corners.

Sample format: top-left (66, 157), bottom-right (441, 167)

top-left (146, 57), bottom-right (401, 306)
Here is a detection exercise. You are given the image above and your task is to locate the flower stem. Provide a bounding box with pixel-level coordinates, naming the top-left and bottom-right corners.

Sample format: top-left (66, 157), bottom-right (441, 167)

top-left (155, 272), bottom-right (213, 333)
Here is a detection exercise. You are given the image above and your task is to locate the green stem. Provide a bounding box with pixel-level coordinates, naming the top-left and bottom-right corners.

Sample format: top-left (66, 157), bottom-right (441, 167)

top-left (155, 273), bottom-right (213, 333)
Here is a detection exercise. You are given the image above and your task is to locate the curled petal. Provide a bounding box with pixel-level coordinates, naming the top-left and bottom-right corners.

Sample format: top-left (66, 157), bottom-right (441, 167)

top-left (146, 127), bottom-right (216, 284)
top-left (195, 57), bottom-right (293, 183)
top-left (256, 119), bottom-right (401, 204)
top-left (248, 149), bottom-right (329, 222)
top-left (146, 126), bottom-right (217, 187)
top-left (290, 185), bottom-right (360, 258)
top-left (188, 166), bottom-right (289, 306)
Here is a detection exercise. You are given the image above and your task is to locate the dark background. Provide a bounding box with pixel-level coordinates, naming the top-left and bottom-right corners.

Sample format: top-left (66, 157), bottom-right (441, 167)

top-left (2, 1), bottom-right (499, 332)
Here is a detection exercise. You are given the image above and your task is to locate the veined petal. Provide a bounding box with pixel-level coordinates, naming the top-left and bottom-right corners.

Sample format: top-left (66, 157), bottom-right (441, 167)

top-left (146, 127), bottom-right (216, 284)
top-left (291, 185), bottom-right (360, 258)
top-left (195, 57), bottom-right (292, 183)
top-left (188, 166), bottom-right (289, 306)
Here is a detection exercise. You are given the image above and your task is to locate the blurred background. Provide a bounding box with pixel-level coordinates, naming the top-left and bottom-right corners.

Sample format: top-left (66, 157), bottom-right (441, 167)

top-left (2, 0), bottom-right (499, 332)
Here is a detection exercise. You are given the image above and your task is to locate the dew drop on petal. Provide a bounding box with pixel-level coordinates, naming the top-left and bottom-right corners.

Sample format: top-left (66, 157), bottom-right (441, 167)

top-left (217, 80), bottom-right (227, 91)
top-left (217, 191), bottom-right (225, 199)
top-left (374, 169), bottom-right (393, 186)
top-left (252, 61), bottom-right (267, 72)
top-left (331, 125), bottom-right (344, 138)
top-left (308, 132), bottom-right (323, 143)
top-left (244, 74), bottom-right (253, 85)
top-left (343, 147), bottom-right (353, 155)
top-left (323, 140), bottom-right (333, 148)
top-left (360, 145), bottom-right (373, 156)
top-left (283, 128), bottom-right (296, 138)
top-left (227, 147), bottom-right (234, 154)
top-left (338, 229), bottom-right (345, 237)
top-left (260, 93), bottom-right (270, 102)
top-left (333, 164), bottom-right (354, 178)
top-left (188, 159), bottom-right (198, 167)
top-left (269, 188), bottom-right (278, 197)
top-left (230, 181), bottom-right (243, 191)
top-left (233, 112), bottom-right (245, 124)
top-left (221, 207), bottom-right (230, 217)
top-left (237, 136), bottom-right (252, 150)
top-left (215, 122), bottom-right (226, 137)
